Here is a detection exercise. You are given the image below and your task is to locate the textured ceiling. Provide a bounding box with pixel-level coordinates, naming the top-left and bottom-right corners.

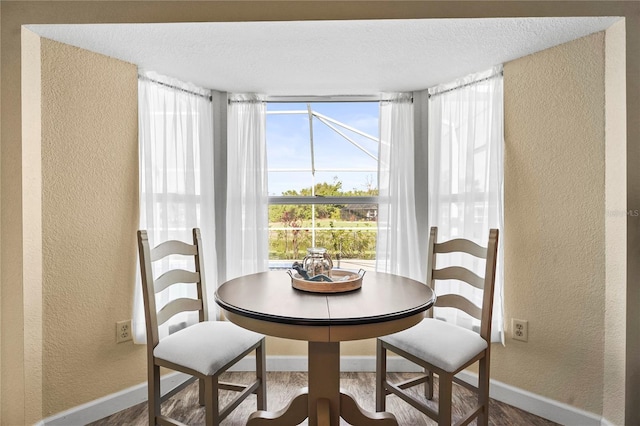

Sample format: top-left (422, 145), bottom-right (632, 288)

top-left (28, 17), bottom-right (621, 95)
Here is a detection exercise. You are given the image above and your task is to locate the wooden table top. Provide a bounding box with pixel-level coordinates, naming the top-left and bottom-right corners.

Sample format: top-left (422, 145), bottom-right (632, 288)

top-left (215, 270), bottom-right (436, 327)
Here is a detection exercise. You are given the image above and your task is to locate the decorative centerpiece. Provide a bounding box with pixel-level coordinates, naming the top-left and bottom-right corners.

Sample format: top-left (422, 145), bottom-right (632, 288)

top-left (288, 247), bottom-right (364, 293)
top-left (301, 247), bottom-right (333, 280)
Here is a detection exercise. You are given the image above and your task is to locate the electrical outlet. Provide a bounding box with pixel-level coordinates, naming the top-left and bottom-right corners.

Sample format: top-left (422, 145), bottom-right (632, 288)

top-left (512, 318), bottom-right (528, 342)
top-left (116, 320), bottom-right (132, 343)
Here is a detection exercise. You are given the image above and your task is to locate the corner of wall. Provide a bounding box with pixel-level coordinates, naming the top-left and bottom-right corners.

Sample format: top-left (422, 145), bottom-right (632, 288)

top-left (19, 26), bottom-right (43, 425)
top-left (603, 18), bottom-right (627, 426)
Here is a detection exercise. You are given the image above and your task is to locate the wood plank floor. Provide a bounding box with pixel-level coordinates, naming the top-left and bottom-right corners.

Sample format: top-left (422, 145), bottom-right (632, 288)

top-left (89, 372), bottom-right (558, 425)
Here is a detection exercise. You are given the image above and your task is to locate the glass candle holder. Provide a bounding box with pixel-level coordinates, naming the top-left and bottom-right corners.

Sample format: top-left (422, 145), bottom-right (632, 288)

top-left (302, 247), bottom-right (333, 278)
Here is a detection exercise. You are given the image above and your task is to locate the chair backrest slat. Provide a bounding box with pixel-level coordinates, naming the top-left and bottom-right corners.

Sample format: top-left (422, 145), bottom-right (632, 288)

top-left (154, 269), bottom-right (200, 293)
top-left (137, 228), bottom-right (208, 350)
top-left (427, 227), bottom-right (499, 342)
top-left (157, 298), bottom-right (204, 326)
top-left (434, 238), bottom-right (487, 258)
top-left (434, 294), bottom-right (482, 320)
top-left (151, 239), bottom-right (198, 261)
top-left (432, 266), bottom-right (484, 289)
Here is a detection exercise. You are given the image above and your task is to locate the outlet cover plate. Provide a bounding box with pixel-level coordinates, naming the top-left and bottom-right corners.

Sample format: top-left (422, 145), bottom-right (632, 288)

top-left (512, 318), bottom-right (528, 342)
top-left (116, 320), bottom-right (132, 343)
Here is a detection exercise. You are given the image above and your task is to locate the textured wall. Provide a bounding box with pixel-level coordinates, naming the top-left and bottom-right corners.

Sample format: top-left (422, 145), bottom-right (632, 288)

top-left (603, 19), bottom-right (627, 426)
top-left (40, 38), bottom-right (144, 416)
top-left (499, 32), bottom-right (608, 412)
top-left (21, 28), bottom-right (43, 426)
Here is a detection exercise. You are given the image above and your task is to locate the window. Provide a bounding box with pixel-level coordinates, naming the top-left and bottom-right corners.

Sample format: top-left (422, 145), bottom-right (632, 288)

top-left (427, 66), bottom-right (504, 342)
top-left (266, 102), bottom-right (379, 270)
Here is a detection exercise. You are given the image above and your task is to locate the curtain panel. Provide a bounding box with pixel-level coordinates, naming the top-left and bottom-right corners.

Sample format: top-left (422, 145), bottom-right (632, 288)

top-left (376, 94), bottom-right (424, 282)
top-left (132, 71), bottom-right (216, 343)
top-left (428, 65), bottom-right (505, 343)
top-left (225, 94), bottom-right (269, 280)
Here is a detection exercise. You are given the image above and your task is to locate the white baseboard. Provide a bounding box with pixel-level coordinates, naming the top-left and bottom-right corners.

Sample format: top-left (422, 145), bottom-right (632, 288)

top-left (454, 370), bottom-right (607, 426)
top-left (42, 355), bottom-right (613, 426)
top-left (42, 372), bottom-right (191, 426)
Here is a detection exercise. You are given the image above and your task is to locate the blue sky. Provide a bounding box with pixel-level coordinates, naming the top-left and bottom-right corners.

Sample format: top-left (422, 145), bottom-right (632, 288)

top-left (266, 102), bottom-right (380, 196)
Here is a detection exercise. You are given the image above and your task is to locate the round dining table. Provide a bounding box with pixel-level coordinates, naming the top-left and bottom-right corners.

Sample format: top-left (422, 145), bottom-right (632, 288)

top-left (215, 270), bottom-right (436, 426)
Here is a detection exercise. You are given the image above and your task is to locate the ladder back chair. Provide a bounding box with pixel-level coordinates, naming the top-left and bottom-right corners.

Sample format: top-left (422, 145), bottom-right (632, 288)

top-left (376, 226), bottom-right (499, 426)
top-left (137, 228), bottom-right (266, 426)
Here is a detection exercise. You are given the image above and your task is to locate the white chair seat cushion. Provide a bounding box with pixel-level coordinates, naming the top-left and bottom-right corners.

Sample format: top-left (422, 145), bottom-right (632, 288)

top-left (154, 321), bottom-right (263, 376)
top-left (379, 318), bottom-right (487, 373)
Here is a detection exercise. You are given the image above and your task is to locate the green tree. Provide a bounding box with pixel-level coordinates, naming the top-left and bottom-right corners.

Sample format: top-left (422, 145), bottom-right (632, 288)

top-left (269, 179), bottom-right (379, 260)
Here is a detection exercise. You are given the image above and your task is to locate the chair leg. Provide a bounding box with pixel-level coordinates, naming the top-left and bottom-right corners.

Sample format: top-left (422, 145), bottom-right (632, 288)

top-left (148, 364), bottom-right (161, 426)
top-left (437, 373), bottom-right (452, 426)
top-left (375, 339), bottom-right (387, 412)
top-left (199, 377), bottom-right (205, 406)
top-left (477, 356), bottom-right (490, 426)
top-left (425, 368), bottom-right (434, 400)
top-left (256, 339), bottom-right (267, 410)
top-left (204, 376), bottom-right (219, 426)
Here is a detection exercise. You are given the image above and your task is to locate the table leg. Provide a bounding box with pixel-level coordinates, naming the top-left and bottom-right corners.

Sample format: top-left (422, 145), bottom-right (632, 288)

top-left (308, 341), bottom-right (398, 426)
top-left (248, 341), bottom-right (398, 426)
top-left (308, 342), bottom-right (341, 425)
top-left (247, 389), bottom-right (308, 425)
top-left (340, 390), bottom-right (398, 425)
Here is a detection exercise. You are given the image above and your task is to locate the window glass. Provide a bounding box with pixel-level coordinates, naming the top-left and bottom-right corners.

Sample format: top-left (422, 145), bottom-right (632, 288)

top-left (266, 102), bottom-right (379, 270)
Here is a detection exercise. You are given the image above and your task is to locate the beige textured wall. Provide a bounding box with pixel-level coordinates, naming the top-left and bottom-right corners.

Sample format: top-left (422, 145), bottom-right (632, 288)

top-left (500, 32), bottom-right (609, 412)
top-left (21, 28), bottom-right (44, 425)
top-left (603, 19), bottom-right (627, 426)
top-left (39, 38), bottom-right (143, 415)
top-left (1, 1), bottom-right (638, 423)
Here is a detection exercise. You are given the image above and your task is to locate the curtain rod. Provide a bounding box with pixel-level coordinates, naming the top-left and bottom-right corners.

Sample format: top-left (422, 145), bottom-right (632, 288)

top-left (138, 75), bottom-right (212, 101)
top-left (266, 95), bottom-right (382, 103)
top-left (229, 95), bottom-right (413, 104)
top-left (428, 71), bottom-right (503, 98)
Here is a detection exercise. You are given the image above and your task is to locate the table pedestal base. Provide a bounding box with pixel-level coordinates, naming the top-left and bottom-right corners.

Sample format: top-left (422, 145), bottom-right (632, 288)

top-left (247, 342), bottom-right (397, 426)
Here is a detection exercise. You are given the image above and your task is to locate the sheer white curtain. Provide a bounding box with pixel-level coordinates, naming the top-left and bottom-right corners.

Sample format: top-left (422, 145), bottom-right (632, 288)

top-left (376, 94), bottom-right (424, 282)
top-left (226, 94), bottom-right (269, 280)
top-left (428, 65), bottom-right (504, 342)
top-left (133, 71), bottom-right (216, 343)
